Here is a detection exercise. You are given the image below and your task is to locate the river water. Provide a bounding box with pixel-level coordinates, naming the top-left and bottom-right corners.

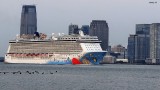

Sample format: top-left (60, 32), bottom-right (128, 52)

top-left (0, 63), bottom-right (160, 90)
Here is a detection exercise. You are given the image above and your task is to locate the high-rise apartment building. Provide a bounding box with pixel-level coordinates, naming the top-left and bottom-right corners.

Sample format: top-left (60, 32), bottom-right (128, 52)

top-left (20, 5), bottom-right (37, 36)
top-left (148, 23), bottom-right (160, 64)
top-left (128, 24), bottom-right (150, 64)
top-left (136, 24), bottom-right (150, 35)
top-left (89, 20), bottom-right (109, 50)
top-left (128, 35), bottom-right (136, 63)
top-left (134, 35), bottom-right (150, 63)
top-left (135, 24), bottom-right (150, 63)
top-left (68, 24), bottom-right (79, 35)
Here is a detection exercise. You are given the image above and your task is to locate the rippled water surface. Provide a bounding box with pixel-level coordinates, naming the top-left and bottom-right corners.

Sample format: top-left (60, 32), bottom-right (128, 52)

top-left (0, 63), bottom-right (160, 90)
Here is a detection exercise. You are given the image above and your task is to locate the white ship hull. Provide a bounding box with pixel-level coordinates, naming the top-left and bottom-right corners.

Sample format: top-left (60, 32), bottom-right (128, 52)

top-left (5, 52), bottom-right (107, 65)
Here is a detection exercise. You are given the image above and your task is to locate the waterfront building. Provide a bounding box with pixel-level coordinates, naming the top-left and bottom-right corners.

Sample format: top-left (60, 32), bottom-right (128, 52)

top-left (81, 25), bottom-right (89, 35)
top-left (103, 55), bottom-right (116, 64)
top-left (147, 23), bottom-right (160, 64)
top-left (68, 24), bottom-right (79, 35)
top-left (111, 45), bottom-right (126, 59)
top-left (111, 45), bottom-right (125, 53)
top-left (89, 20), bottom-right (109, 50)
top-left (128, 24), bottom-right (150, 64)
top-left (128, 34), bottom-right (150, 63)
top-left (134, 35), bottom-right (150, 63)
top-left (128, 35), bottom-right (136, 63)
top-left (20, 5), bottom-right (37, 36)
top-left (135, 24), bottom-right (150, 63)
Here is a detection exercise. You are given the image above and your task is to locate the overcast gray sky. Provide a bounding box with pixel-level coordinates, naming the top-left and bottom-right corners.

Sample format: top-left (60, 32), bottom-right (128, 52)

top-left (0, 0), bottom-right (160, 56)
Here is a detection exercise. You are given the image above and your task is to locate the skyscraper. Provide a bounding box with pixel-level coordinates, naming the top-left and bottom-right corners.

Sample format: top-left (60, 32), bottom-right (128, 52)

top-left (81, 25), bottom-right (89, 35)
top-left (68, 24), bottom-right (79, 35)
top-left (128, 24), bottom-right (150, 64)
top-left (90, 20), bottom-right (109, 50)
top-left (20, 5), bottom-right (37, 36)
top-left (135, 24), bottom-right (150, 63)
top-left (128, 35), bottom-right (136, 63)
top-left (136, 24), bottom-right (150, 35)
top-left (134, 35), bottom-right (150, 63)
top-left (148, 23), bottom-right (160, 64)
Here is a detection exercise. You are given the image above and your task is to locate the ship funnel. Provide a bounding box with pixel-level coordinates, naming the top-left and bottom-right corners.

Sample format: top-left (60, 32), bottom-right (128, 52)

top-left (79, 30), bottom-right (84, 36)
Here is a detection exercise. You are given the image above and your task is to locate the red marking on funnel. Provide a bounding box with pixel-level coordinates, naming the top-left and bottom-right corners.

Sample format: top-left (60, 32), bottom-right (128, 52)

top-left (72, 58), bottom-right (81, 65)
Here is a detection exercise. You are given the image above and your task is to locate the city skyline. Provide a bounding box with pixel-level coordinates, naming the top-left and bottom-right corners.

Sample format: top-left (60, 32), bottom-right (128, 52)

top-left (0, 0), bottom-right (160, 56)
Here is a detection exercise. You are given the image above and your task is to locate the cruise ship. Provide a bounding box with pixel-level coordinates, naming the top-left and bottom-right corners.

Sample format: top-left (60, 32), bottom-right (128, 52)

top-left (5, 31), bottom-right (107, 65)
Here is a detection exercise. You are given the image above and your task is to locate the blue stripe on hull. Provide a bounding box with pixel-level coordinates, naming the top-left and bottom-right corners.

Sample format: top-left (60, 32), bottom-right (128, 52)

top-left (47, 60), bottom-right (72, 65)
top-left (80, 52), bottom-right (107, 65)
